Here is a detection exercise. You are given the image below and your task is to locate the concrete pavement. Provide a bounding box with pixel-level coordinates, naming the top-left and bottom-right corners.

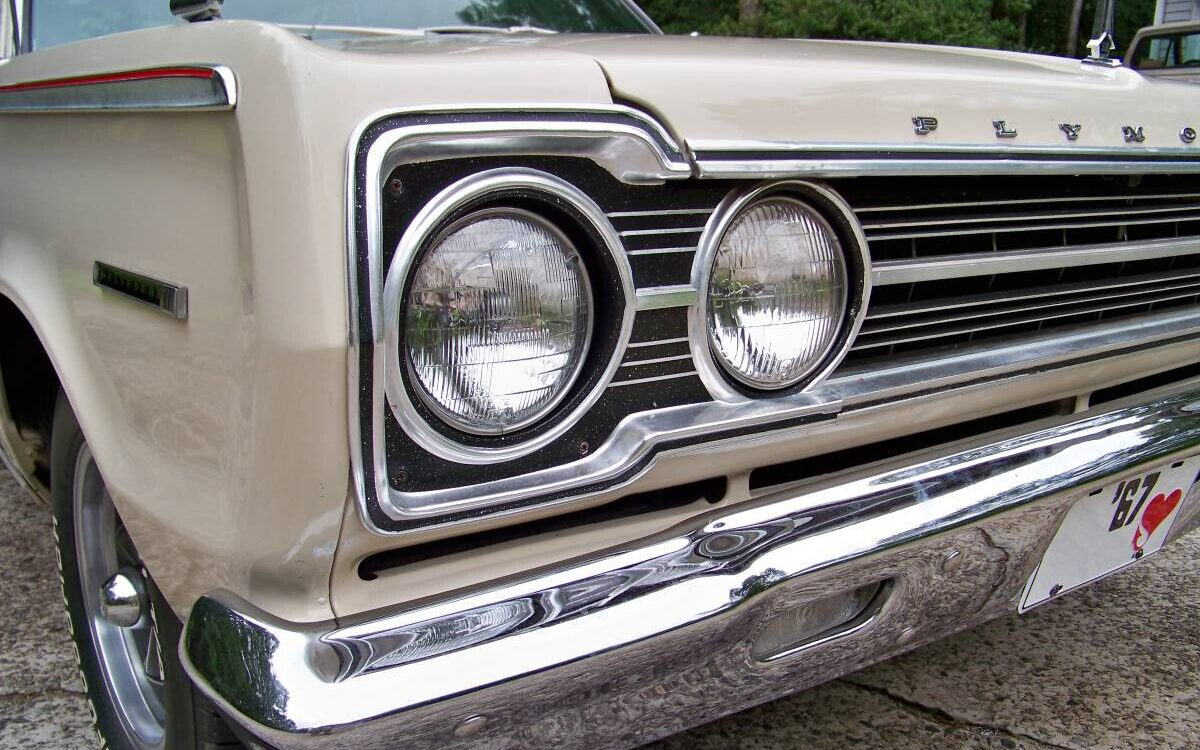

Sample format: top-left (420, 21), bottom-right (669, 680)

top-left (1, 468), bottom-right (1196, 749)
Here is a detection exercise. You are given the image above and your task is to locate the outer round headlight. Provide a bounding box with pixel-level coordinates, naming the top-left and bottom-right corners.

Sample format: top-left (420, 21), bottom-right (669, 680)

top-left (404, 208), bottom-right (593, 434)
top-left (707, 196), bottom-right (848, 390)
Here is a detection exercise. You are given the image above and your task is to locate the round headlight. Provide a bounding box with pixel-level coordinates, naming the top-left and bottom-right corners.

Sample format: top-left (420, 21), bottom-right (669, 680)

top-left (404, 208), bottom-right (592, 434)
top-left (707, 196), bottom-right (848, 390)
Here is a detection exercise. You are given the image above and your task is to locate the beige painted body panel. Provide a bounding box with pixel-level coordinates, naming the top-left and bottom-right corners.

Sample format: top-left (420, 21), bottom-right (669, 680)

top-left (3, 21), bottom-right (1200, 622)
top-left (0, 21), bottom-right (613, 622)
top-left (573, 35), bottom-right (1199, 148)
top-left (332, 33), bottom-right (1200, 149)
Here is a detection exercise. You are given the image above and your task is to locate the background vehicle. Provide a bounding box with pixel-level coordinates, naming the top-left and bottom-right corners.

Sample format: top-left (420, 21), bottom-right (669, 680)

top-left (1130, 20), bottom-right (1200, 80)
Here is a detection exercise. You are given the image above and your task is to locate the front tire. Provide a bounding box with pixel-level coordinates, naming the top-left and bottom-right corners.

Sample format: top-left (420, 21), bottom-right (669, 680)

top-left (50, 394), bottom-right (241, 750)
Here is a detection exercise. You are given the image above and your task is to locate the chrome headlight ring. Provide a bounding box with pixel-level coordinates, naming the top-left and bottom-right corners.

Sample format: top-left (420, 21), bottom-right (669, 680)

top-left (382, 168), bottom-right (635, 465)
top-left (689, 180), bottom-right (873, 403)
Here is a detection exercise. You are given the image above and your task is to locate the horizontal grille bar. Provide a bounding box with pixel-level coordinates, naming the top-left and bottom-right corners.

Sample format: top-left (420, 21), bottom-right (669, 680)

top-left (853, 286), bottom-right (1200, 352)
top-left (872, 237), bottom-right (1200, 285)
top-left (869, 269), bottom-right (1200, 321)
top-left (627, 246), bottom-right (697, 256)
top-left (867, 210), bottom-right (1200, 241)
top-left (618, 226), bottom-right (707, 237)
top-left (854, 191), bottom-right (1200, 214)
top-left (863, 274), bottom-right (1200, 337)
top-left (861, 203), bottom-right (1200, 233)
top-left (608, 208), bottom-right (713, 219)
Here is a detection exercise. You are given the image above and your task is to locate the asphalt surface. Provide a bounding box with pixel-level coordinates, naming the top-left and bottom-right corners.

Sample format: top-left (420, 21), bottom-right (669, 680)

top-left (1, 467), bottom-right (1198, 750)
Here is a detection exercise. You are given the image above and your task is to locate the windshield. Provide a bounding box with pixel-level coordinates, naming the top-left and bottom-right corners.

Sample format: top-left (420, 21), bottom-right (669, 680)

top-left (1132, 30), bottom-right (1200, 70)
top-left (29, 0), bottom-right (654, 50)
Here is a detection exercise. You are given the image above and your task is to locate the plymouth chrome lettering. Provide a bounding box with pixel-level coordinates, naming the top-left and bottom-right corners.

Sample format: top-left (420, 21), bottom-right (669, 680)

top-left (1123, 125), bottom-right (1146, 143)
top-left (912, 116), bottom-right (939, 135)
top-left (992, 120), bottom-right (1018, 138)
top-left (1059, 123), bottom-right (1082, 141)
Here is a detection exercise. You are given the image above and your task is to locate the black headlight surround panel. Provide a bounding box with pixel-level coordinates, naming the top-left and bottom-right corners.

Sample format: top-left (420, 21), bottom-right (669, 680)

top-left (351, 111), bottom-right (732, 532)
top-left (378, 156), bottom-right (718, 489)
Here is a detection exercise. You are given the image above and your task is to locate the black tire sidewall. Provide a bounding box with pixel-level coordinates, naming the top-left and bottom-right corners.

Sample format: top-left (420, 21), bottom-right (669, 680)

top-left (50, 394), bottom-right (198, 750)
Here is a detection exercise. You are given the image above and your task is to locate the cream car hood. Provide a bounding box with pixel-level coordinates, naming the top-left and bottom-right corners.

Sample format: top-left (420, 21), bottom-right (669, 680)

top-left (338, 32), bottom-right (1200, 153)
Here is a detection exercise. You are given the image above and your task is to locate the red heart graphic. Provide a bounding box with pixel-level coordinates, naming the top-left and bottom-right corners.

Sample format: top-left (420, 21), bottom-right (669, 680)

top-left (1132, 488), bottom-right (1183, 554)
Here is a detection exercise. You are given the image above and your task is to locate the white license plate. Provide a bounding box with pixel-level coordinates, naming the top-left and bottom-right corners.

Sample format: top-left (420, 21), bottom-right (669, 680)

top-left (1019, 456), bottom-right (1200, 612)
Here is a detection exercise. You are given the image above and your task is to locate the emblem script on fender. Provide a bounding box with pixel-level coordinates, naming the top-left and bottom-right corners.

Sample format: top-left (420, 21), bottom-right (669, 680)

top-left (1059, 123), bottom-right (1082, 141)
top-left (992, 120), bottom-right (1018, 138)
top-left (1123, 125), bottom-right (1146, 143)
top-left (912, 116), bottom-right (939, 135)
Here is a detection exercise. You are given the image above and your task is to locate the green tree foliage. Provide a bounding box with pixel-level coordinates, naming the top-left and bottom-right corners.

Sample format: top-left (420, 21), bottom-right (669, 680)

top-left (640, 0), bottom-right (1156, 57)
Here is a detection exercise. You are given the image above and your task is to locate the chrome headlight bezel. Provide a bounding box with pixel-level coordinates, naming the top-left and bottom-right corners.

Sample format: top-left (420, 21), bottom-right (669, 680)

top-left (690, 180), bottom-right (872, 402)
top-left (381, 168), bottom-right (635, 463)
top-left (402, 206), bottom-right (595, 436)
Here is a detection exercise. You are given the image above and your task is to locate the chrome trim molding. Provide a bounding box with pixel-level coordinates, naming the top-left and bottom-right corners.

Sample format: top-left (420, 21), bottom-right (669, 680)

top-left (628, 336), bottom-right (689, 348)
top-left (380, 169), bottom-right (631, 463)
top-left (376, 120), bottom-right (690, 187)
top-left (691, 141), bottom-right (1200, 178)
top-left (627, 245), bottom-right (697, 256)
top-left (634, 284), bottom-right (698, 311)
top-left (689, 180), bottom-right (873, 403)
top-left (1, 0), bottom-right (14, 59)
top-left (184, 380), bottom-right (1200, 749)
top-left (606, 371), bottom-right (700, 388)
top-left (618, 225), bottom-right (707, 237)
top-left (0, 64), bottom-right (237, 112)
top-left (620, 353), bottom-right (692, 368)
top-left (608, 208), bottom-right (712, 218)
top-left (855, 191), bottom-right (1200, 213)
top-left (873, 236), bottom-right (1200, 286)
top-left (861, 203), bottom-right (1200, 232)
top-left (697, 158), bottom-right (1200, 178)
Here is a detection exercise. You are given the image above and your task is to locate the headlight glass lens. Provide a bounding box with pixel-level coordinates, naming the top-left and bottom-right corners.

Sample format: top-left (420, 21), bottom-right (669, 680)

top-left (404, 209), bottom-right (592, 434)
top-left (707, 196), bottom-right (848, 389)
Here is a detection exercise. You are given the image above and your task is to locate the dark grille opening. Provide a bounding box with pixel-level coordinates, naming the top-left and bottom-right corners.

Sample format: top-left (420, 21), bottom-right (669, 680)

top-left (359, 477), bottom-right (727, 580)
top-left (749, 399), bottom-right (1076, 494)
top-left (848, 174), bottom-right (1200, 264)
top-left (1090, 362), bottom-right (1200, 407)
top-left (846, 254), bottom-right (1200, 367)
top-left (840, 167), bottom-right (1200, 369)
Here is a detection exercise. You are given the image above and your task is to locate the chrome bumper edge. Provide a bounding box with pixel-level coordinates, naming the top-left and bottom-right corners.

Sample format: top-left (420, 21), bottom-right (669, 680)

top-left (181, 381), bottom-right (1200, 750)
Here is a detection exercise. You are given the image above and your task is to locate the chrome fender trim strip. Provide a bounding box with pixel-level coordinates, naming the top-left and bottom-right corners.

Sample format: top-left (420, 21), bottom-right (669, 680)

top-left (0, 64), bottom-right (236, 112)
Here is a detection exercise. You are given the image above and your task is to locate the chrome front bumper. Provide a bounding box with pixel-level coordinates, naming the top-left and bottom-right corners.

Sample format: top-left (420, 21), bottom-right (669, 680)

top-left (182, 382), bottom-right (1200, 750)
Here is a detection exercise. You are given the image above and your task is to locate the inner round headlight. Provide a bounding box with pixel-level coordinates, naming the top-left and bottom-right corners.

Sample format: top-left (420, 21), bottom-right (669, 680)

top-left (707, 196), bottom-right (848, 390)
top-left (404, 208), bottom-right (592, 434)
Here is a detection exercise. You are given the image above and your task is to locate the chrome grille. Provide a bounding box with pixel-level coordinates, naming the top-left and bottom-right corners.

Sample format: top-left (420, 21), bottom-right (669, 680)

top-left (839, 175), bottom-right (1200, 364)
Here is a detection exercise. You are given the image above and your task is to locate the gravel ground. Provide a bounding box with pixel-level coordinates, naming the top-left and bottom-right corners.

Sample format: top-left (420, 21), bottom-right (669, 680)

top-left (1, 468), bottom-right (1198, 750)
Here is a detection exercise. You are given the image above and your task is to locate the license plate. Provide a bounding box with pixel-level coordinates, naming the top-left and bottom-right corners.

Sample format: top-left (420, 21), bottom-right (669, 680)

top-left (1019, 456), bottom-right (1200, 612)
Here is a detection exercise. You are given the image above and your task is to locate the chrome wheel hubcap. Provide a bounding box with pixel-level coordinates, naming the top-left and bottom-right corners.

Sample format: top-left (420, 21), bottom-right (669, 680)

top-left (74, 445), bottom-right (166, 750)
